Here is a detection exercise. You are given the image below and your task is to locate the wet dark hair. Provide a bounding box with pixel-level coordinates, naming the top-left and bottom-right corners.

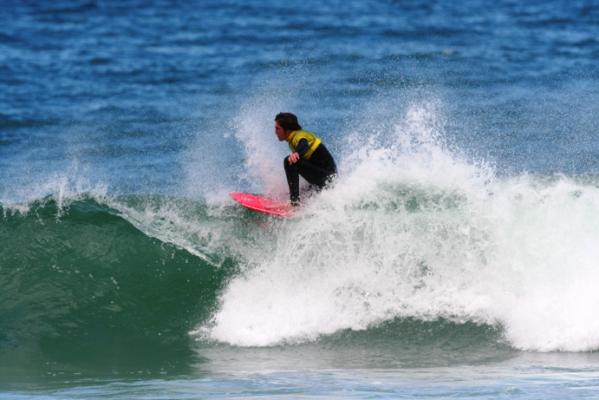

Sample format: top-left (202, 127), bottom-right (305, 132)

top-left (275, 112), bottom-right (302, 132)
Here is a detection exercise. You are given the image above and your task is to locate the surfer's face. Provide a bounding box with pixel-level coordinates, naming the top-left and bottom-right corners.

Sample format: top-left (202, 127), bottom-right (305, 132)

top-left (275, 121), bottom-right (287, 141)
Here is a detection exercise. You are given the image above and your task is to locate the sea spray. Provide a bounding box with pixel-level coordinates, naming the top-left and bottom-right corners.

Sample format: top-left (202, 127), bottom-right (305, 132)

top-left (199, 99), bottom-right (497, 346)
top-left (232, 92), bottom-right (292, 197)
top-left (182, 70), bottom-right (307, 201)
top-left (199, 101), bottom-right (599, 352)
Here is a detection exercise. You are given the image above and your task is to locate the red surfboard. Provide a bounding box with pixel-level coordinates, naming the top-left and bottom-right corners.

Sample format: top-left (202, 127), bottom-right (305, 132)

top-left (230, 192), bottom-right (294, 217)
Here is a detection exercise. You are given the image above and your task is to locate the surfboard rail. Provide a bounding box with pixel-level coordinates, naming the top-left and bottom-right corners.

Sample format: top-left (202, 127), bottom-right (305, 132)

top-left (230, 192), bottom-right (293, 217)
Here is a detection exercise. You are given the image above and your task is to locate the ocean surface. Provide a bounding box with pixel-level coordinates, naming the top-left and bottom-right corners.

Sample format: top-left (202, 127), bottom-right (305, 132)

top-left (2, 0), bottom-right (599, 398)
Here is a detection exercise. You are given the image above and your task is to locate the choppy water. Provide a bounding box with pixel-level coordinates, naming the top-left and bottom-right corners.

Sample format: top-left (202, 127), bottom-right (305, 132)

top-left (2, 0), bottom-right (599, 398)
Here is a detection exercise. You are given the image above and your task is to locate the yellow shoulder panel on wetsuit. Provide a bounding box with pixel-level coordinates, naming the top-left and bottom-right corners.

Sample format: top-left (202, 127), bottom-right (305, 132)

top-left (287, 130), bottom-right (322, 160)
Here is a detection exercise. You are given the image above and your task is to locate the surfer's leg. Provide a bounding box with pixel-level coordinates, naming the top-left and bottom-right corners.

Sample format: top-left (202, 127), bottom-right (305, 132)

top-left (297, 144), bottom-right (337, 189)
top-left (296, 159), bottom-right (335, 188)
top-left (284, 156), bottom-right (300, 203)
top-left (285, 148), bottom-right (337, 203)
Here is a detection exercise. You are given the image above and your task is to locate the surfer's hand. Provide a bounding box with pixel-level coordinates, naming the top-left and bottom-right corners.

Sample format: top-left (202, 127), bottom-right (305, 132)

top-left (288, 152), bottom-right (300, 164)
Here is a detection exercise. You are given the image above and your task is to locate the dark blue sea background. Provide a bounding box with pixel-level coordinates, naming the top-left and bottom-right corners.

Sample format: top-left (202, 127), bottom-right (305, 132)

top-left (3, 1), bottom-right (599, 399)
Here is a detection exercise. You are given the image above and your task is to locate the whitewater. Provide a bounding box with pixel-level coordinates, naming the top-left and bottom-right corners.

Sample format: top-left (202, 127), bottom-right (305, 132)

top-left (192, 100), bottom-right (599, 352)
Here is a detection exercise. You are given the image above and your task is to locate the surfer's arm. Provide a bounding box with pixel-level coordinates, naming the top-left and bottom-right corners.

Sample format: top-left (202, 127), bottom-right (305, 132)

top-left (288, 139), bottom-right (309, 165)
top-left (287, 139), bottom-right (310, 165)
top-left (295, 138), bottom-right (310, 157)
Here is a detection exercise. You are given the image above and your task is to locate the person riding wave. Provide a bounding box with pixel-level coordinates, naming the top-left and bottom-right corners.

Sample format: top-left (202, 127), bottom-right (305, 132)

top-left (274, 112), bottom-right (337, 205)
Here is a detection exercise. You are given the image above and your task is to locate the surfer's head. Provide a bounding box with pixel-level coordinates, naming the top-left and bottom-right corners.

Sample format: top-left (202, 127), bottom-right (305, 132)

top-left (275, 112), bottom-right (302, 141)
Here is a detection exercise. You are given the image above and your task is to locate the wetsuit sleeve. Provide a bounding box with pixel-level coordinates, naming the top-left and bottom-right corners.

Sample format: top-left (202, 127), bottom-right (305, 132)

top-left (295, 138), bottom-right (310, 157)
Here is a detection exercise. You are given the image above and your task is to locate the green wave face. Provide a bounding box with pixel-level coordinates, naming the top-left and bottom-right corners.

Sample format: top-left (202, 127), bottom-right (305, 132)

top-left (0, 198), bottom-right (230, 378)
top-left (8, 178), bottom-right (574, 382)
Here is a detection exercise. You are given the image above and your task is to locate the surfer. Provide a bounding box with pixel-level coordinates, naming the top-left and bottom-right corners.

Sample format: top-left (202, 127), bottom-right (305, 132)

top-left (275, 112), bottom-right (337, 205)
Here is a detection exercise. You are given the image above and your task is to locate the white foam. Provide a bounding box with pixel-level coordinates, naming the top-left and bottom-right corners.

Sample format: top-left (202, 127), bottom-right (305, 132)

top-left (198, 99), bottom-right (599, 352)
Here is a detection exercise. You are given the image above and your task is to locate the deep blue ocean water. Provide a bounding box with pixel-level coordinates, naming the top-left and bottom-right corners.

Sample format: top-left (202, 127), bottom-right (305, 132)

top-left (3, 0), bottom-right (599, 398)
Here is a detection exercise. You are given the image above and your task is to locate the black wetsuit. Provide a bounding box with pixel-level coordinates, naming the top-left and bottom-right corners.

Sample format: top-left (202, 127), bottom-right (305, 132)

top-left (284, 138), bottom-right (337, 203)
